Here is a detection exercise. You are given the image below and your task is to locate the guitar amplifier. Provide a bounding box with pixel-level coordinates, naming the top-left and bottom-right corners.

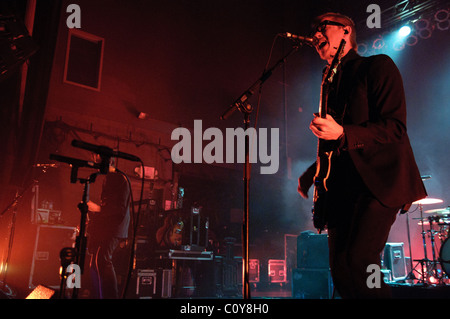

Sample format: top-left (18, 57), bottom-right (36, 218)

top-left (383, 242), bottom-right (407, 281)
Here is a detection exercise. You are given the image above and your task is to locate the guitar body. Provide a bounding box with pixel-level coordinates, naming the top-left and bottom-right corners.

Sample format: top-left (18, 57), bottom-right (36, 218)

top-left (312, 39), bottom-right (346, 233)
top-left (312, 148), bottom-right (333, 232)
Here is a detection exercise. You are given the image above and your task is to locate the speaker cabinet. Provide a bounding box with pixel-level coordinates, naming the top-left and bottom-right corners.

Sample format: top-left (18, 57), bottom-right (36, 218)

top-left (292, 268), bottom-right (333, 299)
top-left (28, 225), bottom-right (77, 289)
top-left (293, 231), bottom-right (333, 299)
top-left (297, 231), bottom-right (329, 269)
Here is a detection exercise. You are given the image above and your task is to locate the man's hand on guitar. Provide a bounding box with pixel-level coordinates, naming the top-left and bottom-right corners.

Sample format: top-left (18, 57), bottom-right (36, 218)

top-left (310, 114), bottom-right (344, 140)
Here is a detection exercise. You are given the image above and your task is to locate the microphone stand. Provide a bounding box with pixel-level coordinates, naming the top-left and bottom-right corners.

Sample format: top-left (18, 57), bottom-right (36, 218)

top-left (220, 45), bottom-right (300, 299)
top-left (50, 153), bottom-right (108, 298)
top-left (71, 171), bottom-right (98, 299)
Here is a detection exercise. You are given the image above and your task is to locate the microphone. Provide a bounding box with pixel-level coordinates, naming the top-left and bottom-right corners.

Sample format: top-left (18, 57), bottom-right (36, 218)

top-left (280, 32), bottom-right (316, 46)
top-left (49, 154), bottom-right (100, 170)
top-left (71, 140), bottom-right (141, 162)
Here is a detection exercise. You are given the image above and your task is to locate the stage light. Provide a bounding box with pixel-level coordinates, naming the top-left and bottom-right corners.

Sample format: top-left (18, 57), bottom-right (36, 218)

top-left (435, 9), bottom-right (449, 31)
top-left (405, 34), bottom-right (418, 46)
top-left (357, 42), bottom-right (368, 55)
top-left (434, 8), bottom-right (449, 22)
top-left (398, 25), bottom-right (412, 37)
top-left (372, 36), bottom-right (385, 50)
top-left (392, 40), bottom-right (405, 51)
top-left (415, 19), bottom-right (433, 39)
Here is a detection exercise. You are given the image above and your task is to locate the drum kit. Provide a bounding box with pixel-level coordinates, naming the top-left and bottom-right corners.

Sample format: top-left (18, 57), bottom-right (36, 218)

top-left (405, 196), bottom-right (450, 285)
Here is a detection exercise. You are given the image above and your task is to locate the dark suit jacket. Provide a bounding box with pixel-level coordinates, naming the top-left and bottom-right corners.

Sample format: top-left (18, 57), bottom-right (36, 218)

top-left (300, 50), bottom-right (427, 208)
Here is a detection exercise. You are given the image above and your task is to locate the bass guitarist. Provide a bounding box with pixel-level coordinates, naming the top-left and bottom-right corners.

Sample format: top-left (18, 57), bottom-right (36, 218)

top-left (297, 12), bottom-right (426, 298)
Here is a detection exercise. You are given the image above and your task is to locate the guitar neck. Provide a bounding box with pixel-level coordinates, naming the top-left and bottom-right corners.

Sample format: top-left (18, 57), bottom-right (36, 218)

top-left (318, 84), bottom-right (328, 119)
top-left (318, 38), bottom-right (346, 119)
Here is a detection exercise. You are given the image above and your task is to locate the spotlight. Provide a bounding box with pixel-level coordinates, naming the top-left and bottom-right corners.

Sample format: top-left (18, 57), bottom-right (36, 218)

top-left (398, 25), bottom-right (412, 37)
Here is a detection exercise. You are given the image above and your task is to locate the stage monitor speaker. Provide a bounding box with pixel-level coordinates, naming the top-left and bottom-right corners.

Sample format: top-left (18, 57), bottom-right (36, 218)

top-left (383, 242), bottom-right (407, 281)
top-left (297, 231), bottom-right (329, 269)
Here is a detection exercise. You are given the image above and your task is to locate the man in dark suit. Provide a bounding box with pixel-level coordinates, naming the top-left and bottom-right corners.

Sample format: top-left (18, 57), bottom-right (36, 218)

top-left (297, 12), bottom-right (427, 298)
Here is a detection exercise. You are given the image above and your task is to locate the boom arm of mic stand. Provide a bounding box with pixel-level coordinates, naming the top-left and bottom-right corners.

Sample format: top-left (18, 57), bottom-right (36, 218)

top-left (220, 46), bottom-right (299, 120)
top-left (49, 153), bottom-right (110, 180)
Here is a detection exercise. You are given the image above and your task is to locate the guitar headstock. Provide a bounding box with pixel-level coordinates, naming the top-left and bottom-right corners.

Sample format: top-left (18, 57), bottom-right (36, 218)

top-left (323, 38), bottom-right (346, 85)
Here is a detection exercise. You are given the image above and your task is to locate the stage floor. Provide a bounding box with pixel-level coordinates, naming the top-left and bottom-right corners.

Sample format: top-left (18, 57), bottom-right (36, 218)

top-left (249, 282), bottom-right (450, 299)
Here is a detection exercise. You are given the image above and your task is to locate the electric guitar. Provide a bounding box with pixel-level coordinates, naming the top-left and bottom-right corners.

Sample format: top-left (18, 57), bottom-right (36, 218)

top-left (312, 38), bottom-right (346, 233)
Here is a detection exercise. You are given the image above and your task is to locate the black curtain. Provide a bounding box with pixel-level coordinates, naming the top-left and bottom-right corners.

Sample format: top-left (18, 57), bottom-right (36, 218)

top-left (0, 1), bottom-right (61, 215)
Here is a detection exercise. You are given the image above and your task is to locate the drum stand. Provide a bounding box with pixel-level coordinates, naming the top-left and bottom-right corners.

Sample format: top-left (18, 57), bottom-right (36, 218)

top-left (412, 204), bottom-right (446, 285)
top-left (405, 208), bottom-right (418, 283)
top-left (428, 216), bottom-right (442, 283)
top-left (415, 204), bottom-right (432, 284)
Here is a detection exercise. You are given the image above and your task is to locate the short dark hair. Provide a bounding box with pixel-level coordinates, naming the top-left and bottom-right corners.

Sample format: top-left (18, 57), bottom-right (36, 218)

top-left (313, 12), bottom-right (358, 50)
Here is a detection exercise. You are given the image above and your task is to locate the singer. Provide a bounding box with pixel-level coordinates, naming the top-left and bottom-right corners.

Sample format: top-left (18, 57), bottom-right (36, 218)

top-left (296, 12), bottom-right (426, 298)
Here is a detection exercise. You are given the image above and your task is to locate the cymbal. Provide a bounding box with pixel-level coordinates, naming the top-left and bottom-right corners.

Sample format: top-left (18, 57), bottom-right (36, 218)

top-left (413, 198), bottom-right (443, 205)
top-left (425, 207), bottom-right (450, 215)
